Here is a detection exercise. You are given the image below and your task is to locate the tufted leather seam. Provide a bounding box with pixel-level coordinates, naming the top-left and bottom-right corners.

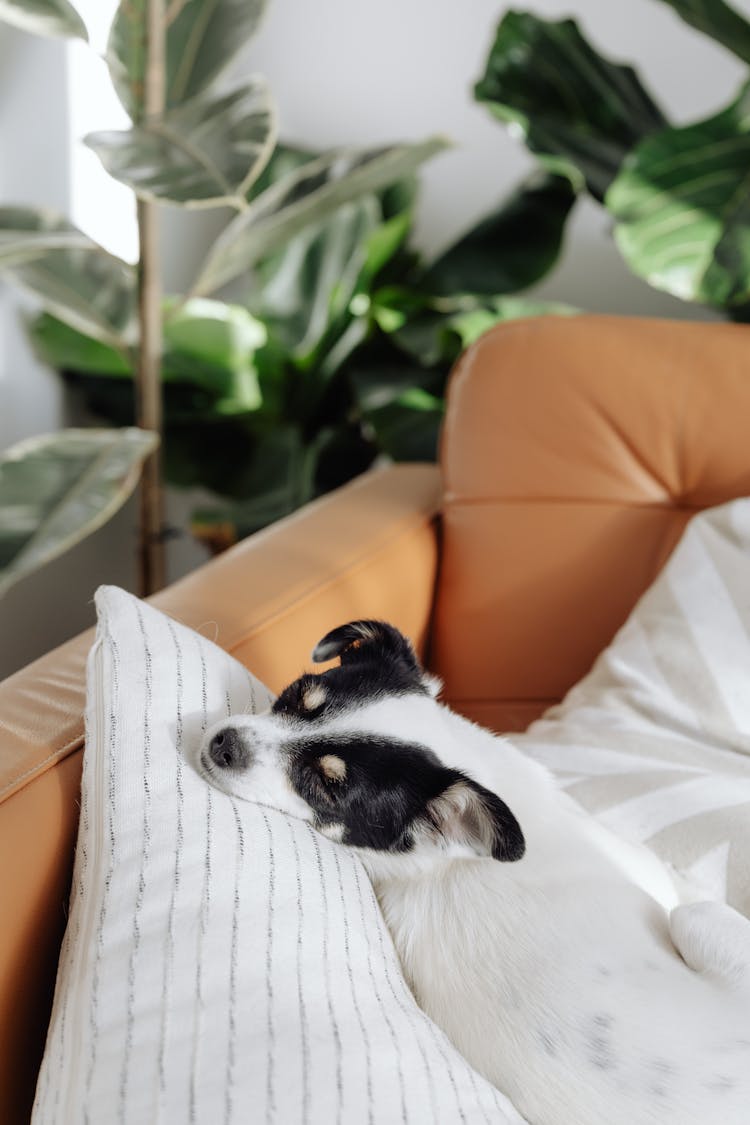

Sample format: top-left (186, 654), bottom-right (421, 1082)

top-left (442, 497), bottom-right (721, 510)
top-left (0, 736), bottom-right (84, 804)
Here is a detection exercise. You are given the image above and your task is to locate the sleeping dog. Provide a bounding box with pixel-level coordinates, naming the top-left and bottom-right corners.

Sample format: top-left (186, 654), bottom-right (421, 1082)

top-left (198, 620), bottom-right (750, 1125)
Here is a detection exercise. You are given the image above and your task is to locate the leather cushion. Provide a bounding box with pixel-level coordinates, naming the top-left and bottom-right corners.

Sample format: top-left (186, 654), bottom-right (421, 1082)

top-left (432, 315), bottom-right (750, 730)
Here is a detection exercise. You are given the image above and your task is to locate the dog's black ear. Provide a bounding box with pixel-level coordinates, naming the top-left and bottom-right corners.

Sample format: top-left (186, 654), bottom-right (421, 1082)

top-left (312, 620), bottom-right (420, 672)
top-left (427, 776), bottom-right (525, 862)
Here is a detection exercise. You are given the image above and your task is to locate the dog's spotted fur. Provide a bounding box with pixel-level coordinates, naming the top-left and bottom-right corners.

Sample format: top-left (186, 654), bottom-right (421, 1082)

top-left (198, 620), bottom-right (750, 1125)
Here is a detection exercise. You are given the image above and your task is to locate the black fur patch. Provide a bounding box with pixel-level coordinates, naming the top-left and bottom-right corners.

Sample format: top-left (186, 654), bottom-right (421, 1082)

top-left (272, 662), bottom-right (427, 724)
top-left (273, 621), bottom-right (428, 723)
top-left (286, 734), bottom-right (525, 862)
top-left (289, 736), bottom-right (447, 851)
top-left (312, 620), bottom-right (421, 671)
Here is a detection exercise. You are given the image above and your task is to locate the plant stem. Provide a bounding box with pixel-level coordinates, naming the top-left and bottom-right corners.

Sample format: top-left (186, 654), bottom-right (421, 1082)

top-left (136, 199), bottom-right (165, 594)
top-left (136, 0), bottom-right (167, 595)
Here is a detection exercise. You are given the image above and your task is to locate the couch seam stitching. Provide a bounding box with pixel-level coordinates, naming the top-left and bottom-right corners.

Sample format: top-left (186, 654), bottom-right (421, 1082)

top-left (0, 736), bottom-right (84, 803)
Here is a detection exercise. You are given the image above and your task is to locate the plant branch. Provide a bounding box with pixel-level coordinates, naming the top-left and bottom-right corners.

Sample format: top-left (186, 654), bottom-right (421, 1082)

top-left (136, 0), bottom-right (167, 595)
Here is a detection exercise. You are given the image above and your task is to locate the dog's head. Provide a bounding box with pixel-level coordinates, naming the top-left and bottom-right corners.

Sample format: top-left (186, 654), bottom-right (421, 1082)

top-left (198, 620), bottom-right (524, 872)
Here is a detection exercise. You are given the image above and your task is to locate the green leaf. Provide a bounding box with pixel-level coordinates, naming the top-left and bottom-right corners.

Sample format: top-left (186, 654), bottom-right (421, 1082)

top-left (30, 298), bottom-right (266, 411)
top-left (85, 79), bottom-right (277, 207)
top-left (192, 137), bottom-right (449, 295)
top-left (653, 0), bottom-right (750, 66)
top-left (349, 356), bottom-right (443, 411)
top-left (0, 0), bottom-right (87, 40)
top-left (256, 184), bottom-right (414, 376)
top-left (348, 354), bottom-right (444, 462)
top-left (107, 0), bottom-right (268, 120)
top-left (256, 198), bottom-right (381, 357)
top-left (607, 82), bottom-right (750, 308)
top-left (381, 293), bottom-right (577, 368)
top-left (247, 142), bottom-right (318, 200)
top-left (423, 173), bottom-right (576, 296)
top-left (367, 392), bottom-right (444, 462)
top-left (29, 312), bottom-right (132, 376)
top-left (475, 10), bottom-right (667, 200)
top-left (0, 207), bottom-right (136, 346)
top-left (163, 297), bottom-right (264, 409)
top-left (0, 428), bottom-right (156, 596)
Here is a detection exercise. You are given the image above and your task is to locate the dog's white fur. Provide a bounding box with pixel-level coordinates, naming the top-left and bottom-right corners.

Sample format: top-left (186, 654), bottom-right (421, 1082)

top-left (200, 692), bottom-right (750, 1125)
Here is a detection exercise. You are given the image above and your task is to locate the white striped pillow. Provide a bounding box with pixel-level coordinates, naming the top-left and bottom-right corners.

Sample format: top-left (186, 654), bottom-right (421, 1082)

top-left (33, 586), bottom-right (523, 1125)
top-left (516, 499), bottom-right (750, 918)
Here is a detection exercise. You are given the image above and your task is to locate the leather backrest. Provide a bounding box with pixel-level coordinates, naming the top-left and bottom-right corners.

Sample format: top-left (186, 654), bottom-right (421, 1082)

top-left (432, 314), bottom-right (750, 732)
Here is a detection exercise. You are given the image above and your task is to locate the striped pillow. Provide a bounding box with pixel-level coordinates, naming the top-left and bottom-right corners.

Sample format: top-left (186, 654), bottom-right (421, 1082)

top-left (516, 499), bottom-right (750, 919)
top-left (33, 586), bottom-right (523, 1124)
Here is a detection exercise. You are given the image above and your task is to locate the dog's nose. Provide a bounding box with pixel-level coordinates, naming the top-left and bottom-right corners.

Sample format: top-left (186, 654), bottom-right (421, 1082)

top-left (208, 726), bottom-right (250, 770)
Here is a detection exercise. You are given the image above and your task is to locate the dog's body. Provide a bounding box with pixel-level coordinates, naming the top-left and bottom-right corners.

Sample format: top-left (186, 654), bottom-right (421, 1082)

top-left (198, 621), bottom-right (750, 1125)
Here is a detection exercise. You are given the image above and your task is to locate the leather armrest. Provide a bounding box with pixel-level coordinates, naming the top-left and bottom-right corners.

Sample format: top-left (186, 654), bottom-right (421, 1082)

top-left (0, 462), bottom-right (442, 1124)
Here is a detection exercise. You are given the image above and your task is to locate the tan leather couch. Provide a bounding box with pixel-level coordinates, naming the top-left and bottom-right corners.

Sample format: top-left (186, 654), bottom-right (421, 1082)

top-left (2, 314), bottom-right (750, 1122)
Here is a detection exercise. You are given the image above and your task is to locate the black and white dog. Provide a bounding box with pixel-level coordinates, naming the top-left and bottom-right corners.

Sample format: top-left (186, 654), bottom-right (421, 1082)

top-left (198, 620), bottom-right (750, 1125)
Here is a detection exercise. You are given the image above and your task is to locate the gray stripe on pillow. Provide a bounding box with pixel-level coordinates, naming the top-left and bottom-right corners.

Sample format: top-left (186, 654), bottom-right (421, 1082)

top-left (118, 605), bottom-right (154, 1121)
top-left (365, 874), bottom-right (442, 1123)
top-left (84, 617), bottom-right (121, 1124)
top-left (158, 621), bottom-right (186, 1105)
top-left (351, 863), bottom-right (408, 1124)
top-left (290, 820), bottom-right (312, 1122)
top-left (307, 827), bottom-right (345, 1123)
top-left (225, 801), bottom-right (245, 1124)
top-left (190, 639), bottom-right (213, 1123)
top-left (261, 808), bottom-right (278, 1120)
top-left (224, 688), bottom-right (238, 1124)
top-left (332, 847), bottom-right (374, 1125)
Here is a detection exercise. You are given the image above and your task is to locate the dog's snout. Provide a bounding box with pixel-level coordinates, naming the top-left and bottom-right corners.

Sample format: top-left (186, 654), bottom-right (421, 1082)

top-left (208, 726), bottom-right (251, 771)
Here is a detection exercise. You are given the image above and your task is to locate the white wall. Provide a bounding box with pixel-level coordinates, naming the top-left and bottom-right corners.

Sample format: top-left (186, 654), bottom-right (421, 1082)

top-left (1, 0), bottom-right (748, 675)
top-left (240, 0), bottom-right (748, 315)
top-left (0, 27), bottom-right (71, 450)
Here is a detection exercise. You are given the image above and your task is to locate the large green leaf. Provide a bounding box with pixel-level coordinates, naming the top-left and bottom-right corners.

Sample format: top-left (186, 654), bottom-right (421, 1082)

top-left (348, 356), bottom-right (445, 461)
top-left (422, 173), bottom-right (576, 296)
top-left (255, 169), bottom-right (415, 375)
top-left (191, 137), bottom-right (448, 295)
top-left (85, 79), bottom-right (277, 207)
top-left (0, 208), bottom-right (136, 346)
top-left (653, 0), bottom-right (750, 66)
top-left (0, 0), bottom-right (87, 40)
top-left (107, 0), bottom-right (267, 120)
top-left (30, 298), bottom-right (265, 411)
top-left (475, 10), bottom-right (667, 200)
top-left (0, 428), bottom-right (156, 596)
top-left (366, 393), bottom-right (444, 463)
top-left (607, 82), bottom-right (750, 308)
top-left (257, 198), bottom-right (381, 356)
top-left (163, 298), bottom-right (264, 409)
top-left (29, 313), bottom-right (132, 377)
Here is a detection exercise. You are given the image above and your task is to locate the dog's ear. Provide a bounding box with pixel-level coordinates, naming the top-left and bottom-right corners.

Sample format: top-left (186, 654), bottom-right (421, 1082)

top-left (312, 620), bottom-right (420, 673)
top-left (427, 777), bottom-right (525, 862)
